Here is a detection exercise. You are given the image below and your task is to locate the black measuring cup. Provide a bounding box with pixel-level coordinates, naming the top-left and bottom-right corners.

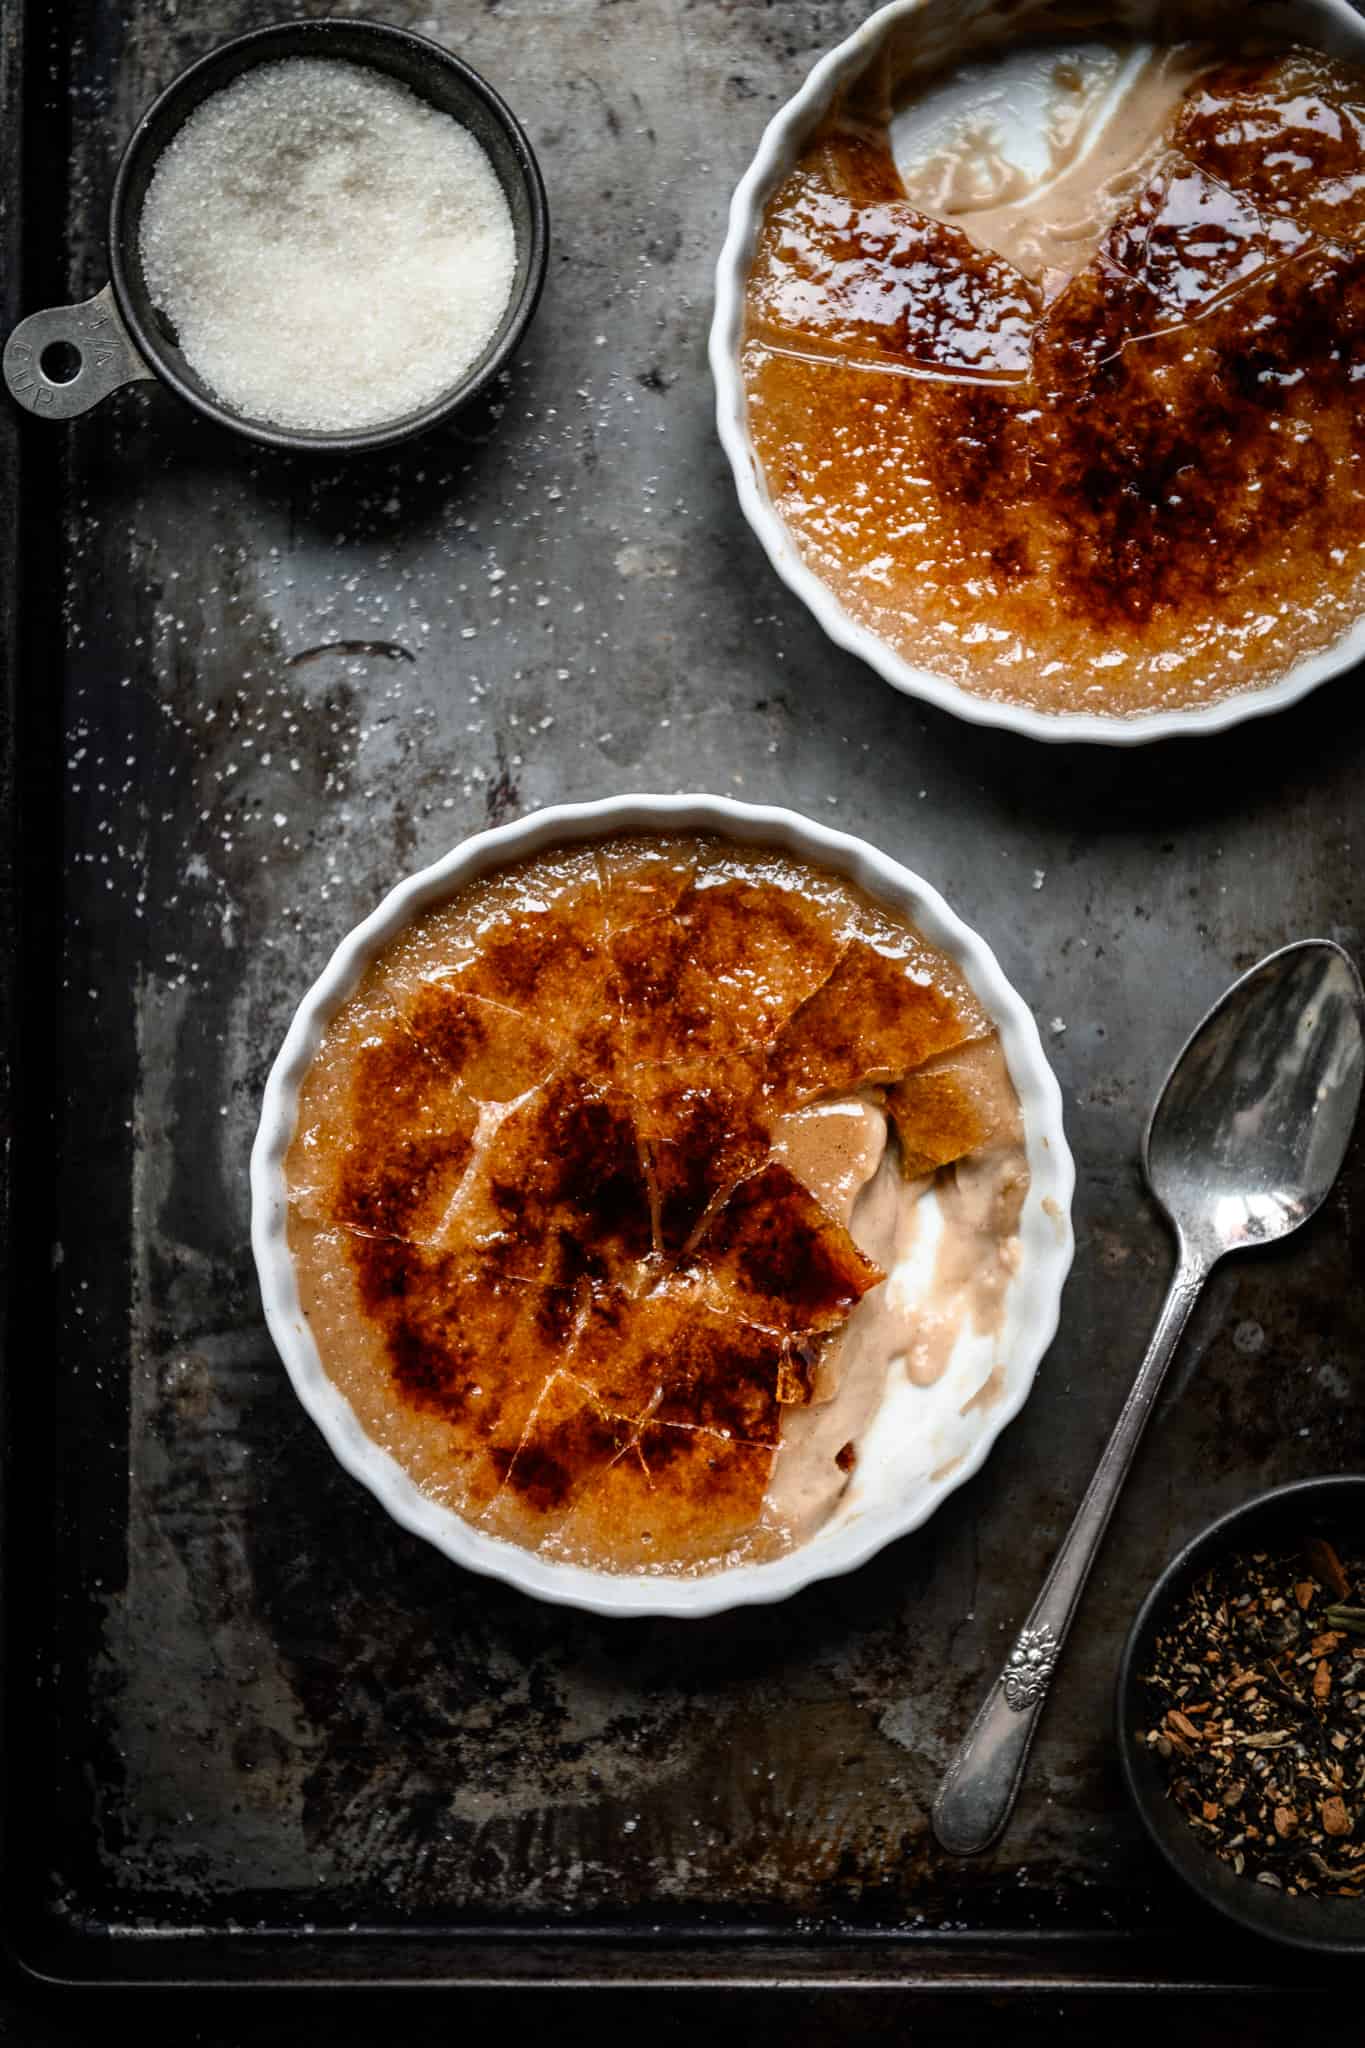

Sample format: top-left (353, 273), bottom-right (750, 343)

top-left (2, 16), bottom-right (549, 453)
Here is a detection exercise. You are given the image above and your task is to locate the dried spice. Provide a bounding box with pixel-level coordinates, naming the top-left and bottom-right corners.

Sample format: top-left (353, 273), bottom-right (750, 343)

top-left (1137, 1539), bottom-right (1365, 1898)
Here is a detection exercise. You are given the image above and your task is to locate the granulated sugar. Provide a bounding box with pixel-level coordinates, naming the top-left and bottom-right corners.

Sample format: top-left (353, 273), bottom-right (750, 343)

top-left (139, 58), bottom-right (517, 433)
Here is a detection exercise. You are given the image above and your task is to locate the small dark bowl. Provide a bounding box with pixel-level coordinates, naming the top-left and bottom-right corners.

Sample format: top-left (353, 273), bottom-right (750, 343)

top-left (1117, 1475), bottom-right (1365, 1956)
top-left (106, 16), bottom-right (549, 452)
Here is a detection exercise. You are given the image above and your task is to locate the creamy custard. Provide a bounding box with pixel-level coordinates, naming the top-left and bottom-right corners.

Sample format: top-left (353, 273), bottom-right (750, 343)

top-left (286, 836), bottom-right (1028, 1575)
top-left (743, 35), bottom-right (1365, 716)
top-left (894, 42), bottom-right (1210, 287)
top-left (766, 1047), bottom-right (1026, 1545)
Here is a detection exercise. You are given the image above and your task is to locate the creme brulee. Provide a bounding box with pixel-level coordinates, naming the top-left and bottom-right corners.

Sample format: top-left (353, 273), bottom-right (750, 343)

top-left (285, 837), bottom-right (1028, 1575)
top-left (742, 34), bottom-right (1365, 716)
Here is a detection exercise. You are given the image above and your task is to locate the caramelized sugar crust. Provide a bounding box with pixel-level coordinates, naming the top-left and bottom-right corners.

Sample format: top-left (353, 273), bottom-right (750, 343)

top-left (286, 837), bottom-right (995, 1571)
top-left (743, 47), bottom-right (1365, 715)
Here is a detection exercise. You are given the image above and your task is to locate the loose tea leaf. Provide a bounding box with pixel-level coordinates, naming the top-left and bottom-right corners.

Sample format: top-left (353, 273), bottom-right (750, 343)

top-left (1307, 1539), bottom-right (1351, 1602)
top-left (1323, 1796), bottom-right (1352, 1838)
top-left (1137, 1538), bottom-right (1365, 1899)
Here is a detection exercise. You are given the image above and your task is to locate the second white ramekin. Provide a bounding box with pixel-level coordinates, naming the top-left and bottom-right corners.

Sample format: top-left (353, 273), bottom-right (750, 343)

top-left (709, 0), bottom-right (1365, 746)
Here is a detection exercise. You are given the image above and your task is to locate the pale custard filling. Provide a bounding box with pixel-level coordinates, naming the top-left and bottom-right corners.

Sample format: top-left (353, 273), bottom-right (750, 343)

top-left (766, 1036), bottom-right (1027, 1544)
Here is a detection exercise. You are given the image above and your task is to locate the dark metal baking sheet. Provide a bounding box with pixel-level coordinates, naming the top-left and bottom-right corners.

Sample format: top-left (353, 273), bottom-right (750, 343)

top-left (3, 0), bottom-right (1364, 1994)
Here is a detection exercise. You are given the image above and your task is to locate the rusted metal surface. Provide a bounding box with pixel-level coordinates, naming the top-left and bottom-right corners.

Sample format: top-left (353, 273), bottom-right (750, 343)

top-left (4, 0), bottom-right (1364, 1991)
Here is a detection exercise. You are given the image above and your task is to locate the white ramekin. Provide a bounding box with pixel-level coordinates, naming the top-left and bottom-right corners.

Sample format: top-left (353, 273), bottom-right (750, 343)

top-left (709, 0), bottom-right (1365, 747)
top-left (251, 795), bottom-right (1075, 1618)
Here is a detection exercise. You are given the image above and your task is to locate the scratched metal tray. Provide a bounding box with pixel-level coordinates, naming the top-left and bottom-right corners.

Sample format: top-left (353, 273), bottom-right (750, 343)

top-left (3, 0), bottom-right (1364, 1996)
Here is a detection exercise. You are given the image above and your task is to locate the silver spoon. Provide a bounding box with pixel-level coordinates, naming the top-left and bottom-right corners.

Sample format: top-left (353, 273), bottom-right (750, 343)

top-left (932, 939), bottom-right (1365, 1858)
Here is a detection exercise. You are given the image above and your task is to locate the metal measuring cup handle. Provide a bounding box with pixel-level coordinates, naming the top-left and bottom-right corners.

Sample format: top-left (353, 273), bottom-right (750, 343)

top-left (4, 283), bottom-right (155, 419)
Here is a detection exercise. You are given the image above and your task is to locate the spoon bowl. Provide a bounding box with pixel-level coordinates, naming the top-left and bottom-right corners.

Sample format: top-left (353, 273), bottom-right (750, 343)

top-left (1144, 941), bottom-right (1365, 1268)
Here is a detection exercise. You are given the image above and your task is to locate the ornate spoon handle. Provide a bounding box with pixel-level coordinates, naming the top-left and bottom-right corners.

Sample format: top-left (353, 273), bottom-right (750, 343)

top-left (931, 1249), bottom-right (1208, 1856)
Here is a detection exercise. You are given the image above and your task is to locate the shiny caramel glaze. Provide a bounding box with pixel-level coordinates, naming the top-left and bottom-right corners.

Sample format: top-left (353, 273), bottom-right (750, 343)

top-left (286, 836), bottom-right (1002, 1573)
top-left (743, 46), bottom-right (1365, 716)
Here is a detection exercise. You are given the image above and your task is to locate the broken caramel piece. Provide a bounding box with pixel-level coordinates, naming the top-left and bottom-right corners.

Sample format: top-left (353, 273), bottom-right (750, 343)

top-left (747, 158), bottom-right (1039, 375)
top-left (1035, 234), bottom-right (1365, 628)
top-left (405, 982), bottom-right (562, 1101)
top-left (1176, 50), bottom-right (1365, 243)
top-left (331, 990), bottom-right (557, 1241)
top-left (444, 1069), bottom-right (653, 1285)
top-left (682, 873), bottom-right (845, 1036)
top-left (611, 875), bottom-right (840, 1063)
top-left (1029, 253), bottom-right (1162, 403)
top-left (451, 895), bottom-right (616, 1058)
top-left (573, 1280), bottom-right (792, 1444)
top-left (482, 1369), bottom-right (641, 1535)
top-left (335, 1020), bottom-right (480, 1241)
top-left (888, 1079), bottom-right (985, 1181)
top-left (887, 1036), bottom-right (1005, 1180)
top-left (689, 1160), bottom-right (884, 1333)
top-left (594, 840), bottom-right (697, 929)
top-left (350, 1242), bottom-right (565, 1515)
top-left (558, 1422), bottom-right (775, 1571)
top-left (812, 128), bottom-right (906, 207)
top-left (1101, 152), bottom-right (1313, 327)
top-left (628, 1053), bottom-right (770, 1252)
top-left (333, 1124), bottom-right (476, 1242)
top-left (609, 912), bottom-right (712, 1063)
top-left (345, 1016), bottom-right (468, 1139)
top-left (766, 939), bottom-right (971, 1109)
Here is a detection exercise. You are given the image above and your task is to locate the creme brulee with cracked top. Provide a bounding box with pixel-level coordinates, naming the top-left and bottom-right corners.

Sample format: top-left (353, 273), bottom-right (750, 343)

top-left (286, 837), bottom-right (1027, 1574)
top-left (743, 38), bottom-right (1365, 716)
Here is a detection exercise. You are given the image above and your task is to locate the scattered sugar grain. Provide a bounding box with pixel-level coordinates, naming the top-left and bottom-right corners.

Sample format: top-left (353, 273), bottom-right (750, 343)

top-left (140, 58), bottom-right (516, 433)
